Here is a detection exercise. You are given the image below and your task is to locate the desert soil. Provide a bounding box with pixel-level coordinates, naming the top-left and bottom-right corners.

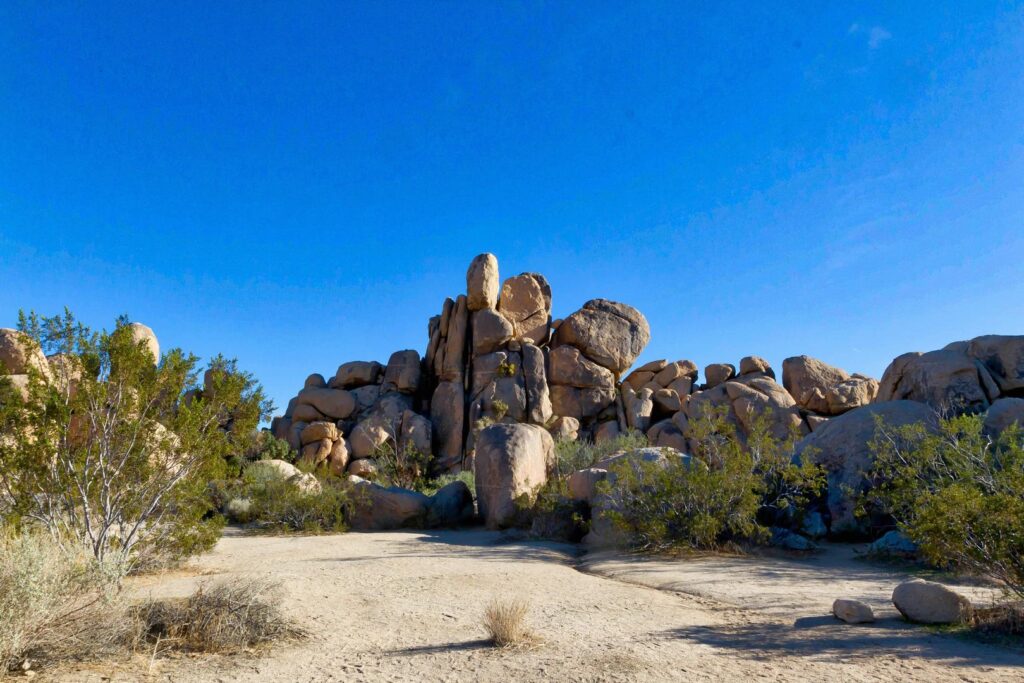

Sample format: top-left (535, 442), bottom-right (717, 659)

top-left (51, 529), bottom-right (1024, 682)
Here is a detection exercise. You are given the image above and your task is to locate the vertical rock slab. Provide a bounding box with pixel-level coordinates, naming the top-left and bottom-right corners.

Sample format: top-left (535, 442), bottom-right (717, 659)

top-left (431, 380), bottom-right (465, 470)
top-left (467, 253), bottom-right (500, 311)
top-left (474, 423), bottom-right (554, 529)
top-left (522, 342), bottom-right (552, 425)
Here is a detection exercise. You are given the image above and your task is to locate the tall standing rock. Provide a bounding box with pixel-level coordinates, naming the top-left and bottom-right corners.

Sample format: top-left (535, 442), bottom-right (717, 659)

top-left (430, 381), bottom-right (465, 470)
top-left (466, 253), bottom-right (500, 312)
top-left (474, 423), bottom-right (554, 529)
top-left (522, 342), bottom-right (552, 425)
top-left (441, 295), bottom-right (469, 382)
top-left (553, 299), bottom-right (650, 375)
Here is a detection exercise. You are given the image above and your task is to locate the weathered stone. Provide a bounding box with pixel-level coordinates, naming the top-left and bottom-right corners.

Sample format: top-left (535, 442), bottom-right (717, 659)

top-left (522, 342), bottom-right (552, 425)
top-left (652, 388), bottom-right (681, 414)
top-left (704, 363), bottom-right (736, 388)
top-left (794, 401), bottom-right (934, 535)
top-left (304, 373), bottom-right (327, 389)
top-left (441, 295), bottom-right (469, 381)
top-left (622, 386), bottom-right (653, 432)
top-left (270, 416), bottom-right (292, 444)
top-left (875, 350), bottom-right (998, 413)
top-left (892, 579), bottom-right (973, 624)
top-left (300, 421), bottom-right (338, 445)
top-left (635, 359), bottom-right (669, 373)
top-left (381, 350), bottom-right (421, 394)
top-left (868, 530), bottom-right (918, 557)
top-left (548, 416), bottom-right (580, 441)
top-left (667, 377), bottom-right (693, 397)
top-left (624, 370), bottom-right (656, 391)
top-left (126, 322), bottom-right (160, 364)
top-left (300, 438), bottom-right (333, 466)
top-left (327, 438), bottom-right (350, 476)
top-left (287, 420), bottom-right (307, 451)
top-left (350, 384), bottom-right (381, 414)
top-left (467, 253), bottom-right (500, 311)
top-left (329, 361), bottom-right (383, 389)
top-left (833, 599), bottom-right (875, 624)
top-left (373, 392), bottom-right (414, 423)
top-left (400, 409), bottom-right (432, 456)
top-left (549, 385), bottom-right (618, 421)
top-left (349, 479), bottom-right (430, 530)
top-left (568, 467), bottom-right (608, 503)
top-left (246, 459), bottom-right (300, 481)
top-left (783, 355), bottom-right (851, 413)
top-left (426, 480), bottom-right (475, 527)
top-left (806, 414), bottom-right (830, 432)
top-left (963, 335), bottom-right (1024, 393)
top-left (474, 423), bottom-right (554, 529)
top-left (725, 377), bottom-right (807, 442)
top-left (349, 416), bottom-right (392, 459)
top-left (291, 403), bottom-right (325, 423)
top-left (647, 419), bottom-right (688, 451)
top-left (498, 272), bottom-right (552, 345)
top-left (0, 328), bottom-right (50, 379)
top-left (347, 458), bottom-right (378, 478)
top-left (430, 381), bottom-right (464, 468)
top-left (553, 299), bottom-right (650, 374)
top-left (826, 376), bottom-right (879, 414)
top-left (296, 387), bottom-right (356, 420)
top-left (594, 420), bottom-right (621, 443)
top-left (983, 397), bottom-right (1024, 437)
top-left (548, 345), bottom-right (615, 388)
top-left (471, 309), bottom-right (514, 356)
top-left (289, 472), bottom-right (322, 495)
top-left (739, 356), bottom-right (774, 378)
top-left (654, 361), bottom-right (698, 387)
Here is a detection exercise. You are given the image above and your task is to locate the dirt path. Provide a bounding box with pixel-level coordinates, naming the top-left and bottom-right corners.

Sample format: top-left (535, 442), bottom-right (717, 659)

top-left (55, 530), bottom-right (1024, 682)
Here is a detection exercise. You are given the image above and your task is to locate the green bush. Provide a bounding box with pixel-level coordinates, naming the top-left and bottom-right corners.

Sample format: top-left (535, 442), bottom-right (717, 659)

top-left (553, 430), bottom-right (649, 478)
top-left (600, 406), bottom-right (822, 551)
top-left (0, 310), bottom-right (271, 570)
top-left (249, 431), bottom-right (294, 463)
top-left (416, 470), bottom-right (475, 496)
top-left (222, 465), bottom-right (349, 533)
top-left (375, 440), bottom-right (432, 491)
top-left (866, 413), bottom-right (1024, 599)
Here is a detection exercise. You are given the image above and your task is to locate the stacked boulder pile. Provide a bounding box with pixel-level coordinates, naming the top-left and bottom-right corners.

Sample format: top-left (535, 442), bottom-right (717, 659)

top-left (268, 252), bottom-right (1024, 538)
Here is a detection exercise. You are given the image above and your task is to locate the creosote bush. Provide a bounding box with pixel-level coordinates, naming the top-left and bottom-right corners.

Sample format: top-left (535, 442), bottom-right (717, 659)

top-left (220, 463), bottom-right (349, 533)
top-left (0, 310), bottom-right (271, 571)
top-left (601, 406), bottom-right (823, 551)
top-left (553, 430), bottom-right (649, 478)
top-left (482, 598), bottom-right (536, 648)
top-left (866, 413), bottom-right (1024, 599)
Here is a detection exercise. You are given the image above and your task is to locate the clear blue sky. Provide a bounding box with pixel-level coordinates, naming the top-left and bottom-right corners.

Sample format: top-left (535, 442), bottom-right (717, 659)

top-left (2, 2), bottom-right (1022, 416)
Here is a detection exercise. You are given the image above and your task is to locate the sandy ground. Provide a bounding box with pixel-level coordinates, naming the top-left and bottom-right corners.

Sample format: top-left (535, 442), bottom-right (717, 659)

top-left (51, 529), bottom-right (1024, 682)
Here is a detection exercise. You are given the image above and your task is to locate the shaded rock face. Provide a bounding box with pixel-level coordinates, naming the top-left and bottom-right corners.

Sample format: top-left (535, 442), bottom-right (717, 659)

top-left (876, 349), bottom-right (998, 413)
top-left (553, 299), bottom-right (650, 375)
top-left (348, 478), bottom-right (430, 531)
top-left (474, 423), bottom-right (553, 529)
top-left (962, 335), bottom-right (1024, 395)
top-left (794, 400), bottom-right (934, 536)
top-left (983, 397), bottom-right (1024, 437)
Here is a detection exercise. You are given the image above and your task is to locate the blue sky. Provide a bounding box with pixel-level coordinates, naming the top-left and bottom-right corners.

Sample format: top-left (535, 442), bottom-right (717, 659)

top-left (2, 2), bottom-right (1022, 415)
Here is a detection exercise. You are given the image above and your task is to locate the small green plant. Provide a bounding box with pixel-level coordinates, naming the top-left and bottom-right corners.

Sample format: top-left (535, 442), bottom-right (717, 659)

top-left (221, 464), bottom-right (349, 533)
top-left (865, 413), bottom-right (1024, 599)
top-left (417, 470), bottom-right (475, 496)
top-left (375, 440), bottom-right (433, 490)
top-left (553, 430), bottom-right (649, 478)
top-left (497, 359), bottom-right (517, 378)
top-left (491, 399), bottom-right (509, 420)
top-left (250, 431), bottom-right (294, 462)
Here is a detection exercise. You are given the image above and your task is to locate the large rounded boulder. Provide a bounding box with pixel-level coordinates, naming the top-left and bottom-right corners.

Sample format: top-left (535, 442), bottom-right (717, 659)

top-left (794, 400), bottom-right (934, 536)
top-left (875, 350), bottom-right (998, 413)
top-left (553, 299), bottom-right (650, 374)
top-left (474, 423), bottom-right (554, 529)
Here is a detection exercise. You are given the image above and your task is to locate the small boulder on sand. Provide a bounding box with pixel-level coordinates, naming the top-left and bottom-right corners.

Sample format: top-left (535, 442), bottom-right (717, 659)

top-left (832, 598), bottom-right (875, 624)
top-left (892, 579), bottom-right (973, 624)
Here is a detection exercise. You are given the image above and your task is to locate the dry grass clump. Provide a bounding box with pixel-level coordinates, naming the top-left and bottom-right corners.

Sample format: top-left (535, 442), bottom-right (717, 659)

top-left (482, 598), bottom-right (537, 648)
top-left (0, 531), bottom-right (129, 673)
top-left (971, 602), bottom-right (1024, 637)
top-left (132, 576), bottom-right (301, 653)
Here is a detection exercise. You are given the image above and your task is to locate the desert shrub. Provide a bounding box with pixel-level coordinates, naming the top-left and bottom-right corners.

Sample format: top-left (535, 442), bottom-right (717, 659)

top-left (0, 310), bottom-right (271, 571)
top-left (553, 430), bottom-right (649, 478)
top-left (226, 466), bottom-right (349, 533)
top-left (0, 531), bottom-right (128, 672)
top-left (416, 470), bottom-right (475, 496)
top-left (482, 598), bottom-right (535, 648)
top-left (132, 577), bottom-right (299, 653)
top-left (602, 406), bottom-right (823, 551)
top-left (249, 431), bottom-right (294, 463)
top-left (866, 413), bottom-right (1024, 599)
top-left (375, 440), bottom-right (432, 490)
top-left (496, 359), bottom-right (517, 378)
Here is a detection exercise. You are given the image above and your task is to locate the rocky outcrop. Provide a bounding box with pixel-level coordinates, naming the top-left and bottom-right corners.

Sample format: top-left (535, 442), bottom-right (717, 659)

top-left (876, 350), bottom-right (998, 413)
top-left (0, 328), bottom-right (51, 379)
top-left (983, 397), bottom-right (1024, 437)
top-left (498, 273), bottom-right (551, 345)
top-left (127, 322), bottom-right (160, 364)
top-left (474, 423), bottom-right (553, 529)
top-left (782, 355), bottom-right (877, 416)
top-left (466, 253), bottom-right (500, 312)
top-left (794, 400), bottom-right (934, 535)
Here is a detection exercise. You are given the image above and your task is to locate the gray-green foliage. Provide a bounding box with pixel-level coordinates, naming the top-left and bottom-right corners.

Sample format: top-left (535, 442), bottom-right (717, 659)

top-left (0, 310), bottom-right (272, 570)
top-left (0, 531), bottom-right (127, 671)
top-left (866, 413), bottom-right (1024, 598)
top-left (602, 406), bottom-right (823, 551)
top-left (553, 429), bottom-right (649, 478)
top-left (222, 463), bottom-right (350, 533)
